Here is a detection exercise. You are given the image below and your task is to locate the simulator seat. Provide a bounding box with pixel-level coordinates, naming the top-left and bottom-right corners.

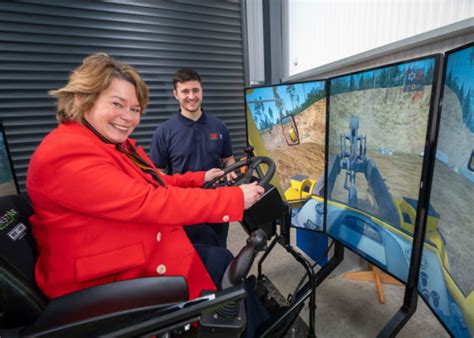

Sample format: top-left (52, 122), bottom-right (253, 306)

top-left (0, 193), bottom-right (194, 337)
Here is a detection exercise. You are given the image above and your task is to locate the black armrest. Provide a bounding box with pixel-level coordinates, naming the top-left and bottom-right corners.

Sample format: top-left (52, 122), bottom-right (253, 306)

top-left (106, 285), bottom-right (247, 337)
top-left (21, 276), bottom-right (188, 337)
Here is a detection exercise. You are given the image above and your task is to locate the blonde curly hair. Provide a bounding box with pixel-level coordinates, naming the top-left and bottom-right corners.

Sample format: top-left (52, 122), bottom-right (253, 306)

top-left (49, 53), bottom-right (149, 123)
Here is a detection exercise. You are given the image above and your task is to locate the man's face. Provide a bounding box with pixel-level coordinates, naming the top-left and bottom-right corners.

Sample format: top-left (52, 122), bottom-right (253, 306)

top-left (173, 80), bottom-right (203, 114)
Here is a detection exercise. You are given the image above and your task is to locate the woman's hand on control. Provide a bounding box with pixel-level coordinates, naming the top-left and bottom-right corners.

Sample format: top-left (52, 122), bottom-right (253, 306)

top-left (204, 168), bottom-right (224, 183)
top-left (239, 182), bottom-right (264, 210)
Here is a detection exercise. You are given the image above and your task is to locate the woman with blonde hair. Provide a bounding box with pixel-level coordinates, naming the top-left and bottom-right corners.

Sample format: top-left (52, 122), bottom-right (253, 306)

top-left (27, 53), bottom-right (264, 301)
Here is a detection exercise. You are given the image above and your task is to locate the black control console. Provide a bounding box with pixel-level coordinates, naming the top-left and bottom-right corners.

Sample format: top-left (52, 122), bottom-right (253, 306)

top-left (241, 185), bottom-right (285, 238)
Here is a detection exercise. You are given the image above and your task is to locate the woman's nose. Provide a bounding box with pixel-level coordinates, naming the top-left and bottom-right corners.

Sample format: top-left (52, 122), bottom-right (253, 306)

top-left (120, 109), bottom-right (134, 121)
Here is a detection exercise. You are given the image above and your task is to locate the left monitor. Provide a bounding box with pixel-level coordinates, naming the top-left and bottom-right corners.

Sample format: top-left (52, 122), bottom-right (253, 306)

top-left (244, 80), bottom-right (327, 231)
top-left (0, 122), bottom-right (19, 196)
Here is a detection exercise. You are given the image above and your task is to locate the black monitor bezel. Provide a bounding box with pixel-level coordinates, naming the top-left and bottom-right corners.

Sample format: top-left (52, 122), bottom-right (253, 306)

top-left (0, 121), bottom-right (19, 195)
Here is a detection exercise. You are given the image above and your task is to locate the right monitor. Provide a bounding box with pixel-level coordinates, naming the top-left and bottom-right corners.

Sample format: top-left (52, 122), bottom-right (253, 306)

top-left (325, 55), bottom-right (439, 282)
top-left (421, 42), bottom-right (473, 337)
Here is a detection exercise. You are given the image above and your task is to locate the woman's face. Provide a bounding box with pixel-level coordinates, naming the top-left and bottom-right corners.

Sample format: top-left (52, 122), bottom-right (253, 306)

top-left (84, 78), bottom-right (141, 144)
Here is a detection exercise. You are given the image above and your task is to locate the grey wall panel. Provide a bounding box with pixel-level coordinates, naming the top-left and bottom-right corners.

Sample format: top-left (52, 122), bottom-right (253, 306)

top-left (0, 0), bottom-right (246, 191)
top-left (284, 19), bottom-right (474, 82)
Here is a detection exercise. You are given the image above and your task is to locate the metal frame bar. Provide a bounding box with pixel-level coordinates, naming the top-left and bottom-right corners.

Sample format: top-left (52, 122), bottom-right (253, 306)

top-left (256, 203), bottom-right (344, 337)
top-left (262, 0), bottom-right (283, 84)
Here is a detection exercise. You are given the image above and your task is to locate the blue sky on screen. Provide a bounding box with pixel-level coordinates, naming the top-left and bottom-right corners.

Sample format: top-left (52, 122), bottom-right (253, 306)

top-left (447, 46), bottom-right (474, 91)
top-left (331, 59), bottom-right (435, 88)
top-left (246, 81), bottom-right (325, 124)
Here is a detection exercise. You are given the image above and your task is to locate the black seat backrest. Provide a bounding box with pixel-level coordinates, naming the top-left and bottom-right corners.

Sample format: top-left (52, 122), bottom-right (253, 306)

top-left (0, 194), bottom-right (47, 328)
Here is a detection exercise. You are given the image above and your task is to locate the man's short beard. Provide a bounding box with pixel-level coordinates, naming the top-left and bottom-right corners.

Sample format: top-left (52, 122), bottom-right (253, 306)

top-left (185, 104), bottom-right (201, 113)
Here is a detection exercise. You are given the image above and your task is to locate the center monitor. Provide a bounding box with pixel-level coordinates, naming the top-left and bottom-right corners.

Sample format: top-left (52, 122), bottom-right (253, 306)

top-left (325, 55), bottom-right (439, 282)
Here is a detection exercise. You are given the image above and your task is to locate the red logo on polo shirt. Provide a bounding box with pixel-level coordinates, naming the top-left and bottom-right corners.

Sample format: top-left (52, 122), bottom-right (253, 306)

top-left (209, 133), bottom-right (222, 140)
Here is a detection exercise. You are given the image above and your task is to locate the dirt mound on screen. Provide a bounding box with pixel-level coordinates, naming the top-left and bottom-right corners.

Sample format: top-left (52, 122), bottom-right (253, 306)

top-left (436, 87), bottom-right (473, 170)
top-left (261, 99), bottom-right (326, 151)
top-left (271, 143), bottom-right (325, 189)
top-left (259, 99), bottom-right (326, 189)
top-left (261, 99), bottom-right (326, 188)
top-left (329, 86), bottom-right (432, 153)
top-left (294, 99), bottom-right (326, 144)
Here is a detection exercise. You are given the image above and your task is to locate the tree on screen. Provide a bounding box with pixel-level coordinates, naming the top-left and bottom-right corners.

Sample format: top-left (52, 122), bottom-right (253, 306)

top-left (268, 107), bottom-right (274, 124)
top-left (254, 96), bottom-right (265, 129)
top-left (272, 86), bottom-right (284, 121)
top-left (286, 84), bottom-right (296, 111)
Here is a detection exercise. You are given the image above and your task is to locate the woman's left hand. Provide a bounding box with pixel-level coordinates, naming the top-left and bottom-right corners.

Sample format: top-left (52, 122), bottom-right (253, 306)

top-left (204, 168), bottom-right (224, 183)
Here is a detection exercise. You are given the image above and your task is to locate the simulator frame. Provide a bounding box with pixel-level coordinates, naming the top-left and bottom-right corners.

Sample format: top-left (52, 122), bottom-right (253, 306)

top-left (245, 48), bottom-right (473, 337)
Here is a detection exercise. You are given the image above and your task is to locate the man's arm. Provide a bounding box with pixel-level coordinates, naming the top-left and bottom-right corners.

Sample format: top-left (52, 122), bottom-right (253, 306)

top-left (222, 155), bottom-right (236, 168)
top-left (222, 156), bottom-right (237, 180)
top-left (220, 122), bottom-right (236, 179)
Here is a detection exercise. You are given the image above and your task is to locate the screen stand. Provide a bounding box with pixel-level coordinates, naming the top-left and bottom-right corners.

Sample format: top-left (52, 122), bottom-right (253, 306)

top-left (343, 263), bottom-right (401, 304)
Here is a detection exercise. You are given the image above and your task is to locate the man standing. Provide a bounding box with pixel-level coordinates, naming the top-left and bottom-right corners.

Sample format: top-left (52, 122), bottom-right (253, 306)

top-left (150, 68), bottom-right (236, 248)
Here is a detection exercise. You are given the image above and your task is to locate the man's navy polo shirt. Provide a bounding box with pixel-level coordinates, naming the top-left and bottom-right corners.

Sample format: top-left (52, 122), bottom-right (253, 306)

top-left (150, 111), bottom-right (233, 174)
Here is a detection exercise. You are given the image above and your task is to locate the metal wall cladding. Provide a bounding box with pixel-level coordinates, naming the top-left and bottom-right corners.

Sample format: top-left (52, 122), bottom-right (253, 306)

top-left (0, 0), bottom-right (246, 190)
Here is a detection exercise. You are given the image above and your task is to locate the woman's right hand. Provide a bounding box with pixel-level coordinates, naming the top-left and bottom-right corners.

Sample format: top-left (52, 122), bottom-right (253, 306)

top-left (239, 182), bottom-right (264, 210)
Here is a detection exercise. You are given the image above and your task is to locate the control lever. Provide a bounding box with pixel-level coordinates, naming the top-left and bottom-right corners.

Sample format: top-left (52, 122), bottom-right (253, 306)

top-left (221, 229), bottom-right (268, 289)
top-left (198, 229), bottom-right (268, 337)
top-left (243, 145), bottom-right (255, 159)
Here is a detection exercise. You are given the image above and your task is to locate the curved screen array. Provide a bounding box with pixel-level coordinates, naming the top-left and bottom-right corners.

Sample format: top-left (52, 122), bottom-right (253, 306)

top-left (422, 43), bottom-right (474, 337)
top-left (245, 44), bottom-right (472, 336)
top-left (0, 123), bottom-right (18, 197)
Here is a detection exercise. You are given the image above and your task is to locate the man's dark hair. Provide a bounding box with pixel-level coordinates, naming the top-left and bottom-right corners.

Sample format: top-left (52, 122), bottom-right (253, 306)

top-left (173, 68), bottom-right (201, 89)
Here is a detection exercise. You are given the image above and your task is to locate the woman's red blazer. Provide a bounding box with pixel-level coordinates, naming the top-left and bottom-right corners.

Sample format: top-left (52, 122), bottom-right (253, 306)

top-left (27, 122), bottom-right (243, 299)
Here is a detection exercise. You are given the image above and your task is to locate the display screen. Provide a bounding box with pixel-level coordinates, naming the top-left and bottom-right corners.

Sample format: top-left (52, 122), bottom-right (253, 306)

top-left (422, 43), bottom-right (474, 337)
top-left (0, 123), bottom-right (18, 197)
top-left (244, 46), bottom-right (472, 337)
top-left (325, 56), bottom-right (438, 282)
top-left (245, 81), bottom-right (326, 215)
